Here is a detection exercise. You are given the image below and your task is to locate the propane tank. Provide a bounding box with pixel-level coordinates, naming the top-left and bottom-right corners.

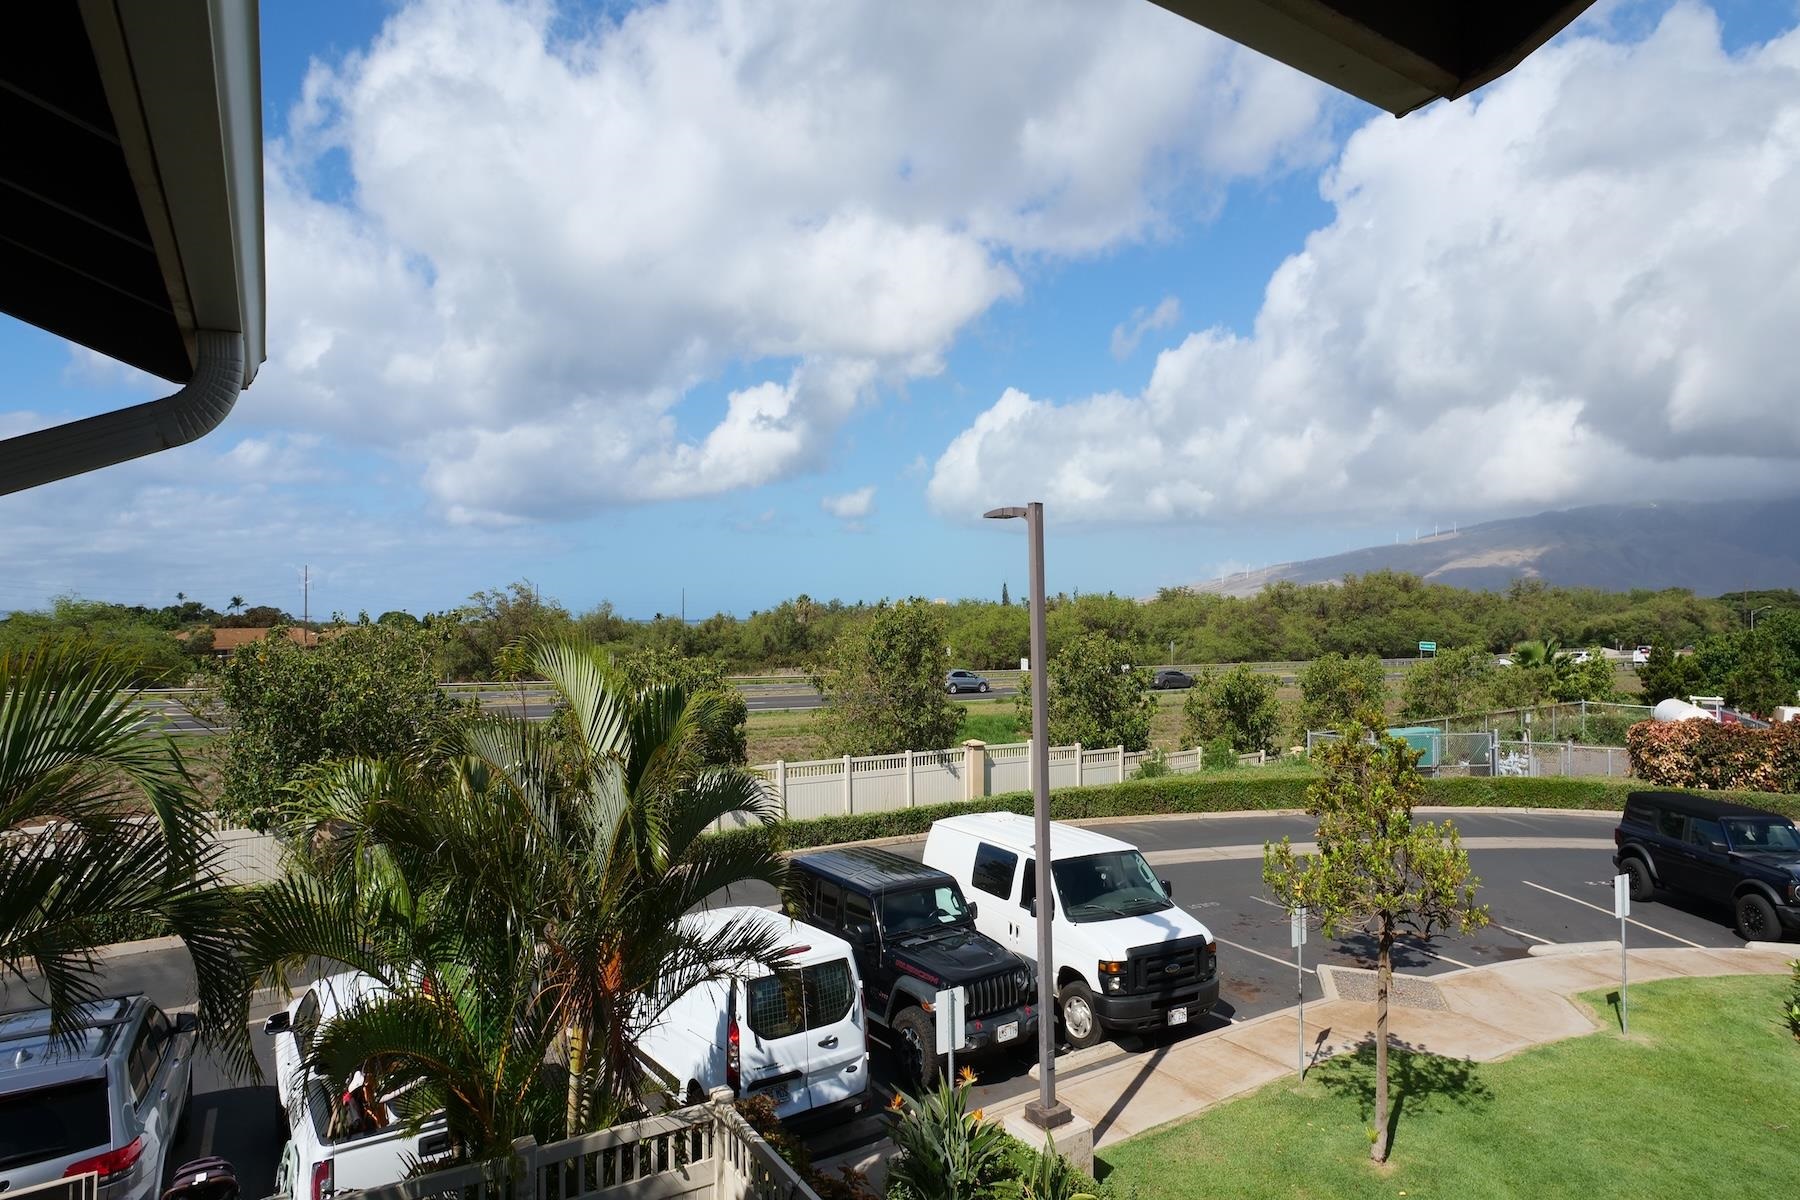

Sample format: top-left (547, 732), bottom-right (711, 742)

top-left (1652, 698), bottom-right (1717, 723)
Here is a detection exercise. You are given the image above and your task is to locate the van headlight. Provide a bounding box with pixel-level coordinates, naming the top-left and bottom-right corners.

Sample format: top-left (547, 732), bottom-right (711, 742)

top-left (1099, 960), bottom-right (1126, 993)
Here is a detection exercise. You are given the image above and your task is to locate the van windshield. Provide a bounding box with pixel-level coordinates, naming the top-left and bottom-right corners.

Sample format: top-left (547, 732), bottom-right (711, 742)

top-left (1723, 819), bottom-right (1800, 851)
top-left (1053, 852), bottom-right (1171, 923)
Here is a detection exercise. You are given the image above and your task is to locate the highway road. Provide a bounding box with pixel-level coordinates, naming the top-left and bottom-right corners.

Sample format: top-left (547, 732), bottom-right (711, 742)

top-left (8, 808), bottom-right (1758, 1192)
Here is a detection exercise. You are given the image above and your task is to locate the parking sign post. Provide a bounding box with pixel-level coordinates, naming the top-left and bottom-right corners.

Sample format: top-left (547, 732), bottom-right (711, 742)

top-left (935, 985), bottom-right (966, 1079)
top-left (1613, 873), bottom-right (1630, 1036)
top-left (1291, 906), bottom-right (1308, 1077)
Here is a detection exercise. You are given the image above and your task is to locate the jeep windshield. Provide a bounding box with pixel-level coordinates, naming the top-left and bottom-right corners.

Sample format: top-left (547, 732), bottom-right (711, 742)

top-left (1723, 819), bottom-right (1800, 851)
top-left (880, 884), bottom-right (972, 936)
top-left (1053, 851), bottom-right (1172, 923)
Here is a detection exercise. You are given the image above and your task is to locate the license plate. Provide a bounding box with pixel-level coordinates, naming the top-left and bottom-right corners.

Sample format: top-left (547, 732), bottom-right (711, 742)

top-left (997, 1021), bottom-right (1020, 1043)
top-left (1167, 1007), bottom-right (1189, 1027)
top-left (763, 1084), bottom-right (791, 1106)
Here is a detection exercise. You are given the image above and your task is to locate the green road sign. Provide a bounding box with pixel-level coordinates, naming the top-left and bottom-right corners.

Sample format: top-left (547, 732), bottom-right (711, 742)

top-left (1419, 641), bottom-right (1437, 653)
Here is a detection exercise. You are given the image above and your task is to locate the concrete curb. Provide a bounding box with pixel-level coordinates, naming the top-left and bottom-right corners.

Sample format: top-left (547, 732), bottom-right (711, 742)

top-left (97, 935), bottom-right (185, 960)
top-left (1744, 941), bottom-right (1797, 954)
top-left (1528, 940), bottom-right (1622, 956)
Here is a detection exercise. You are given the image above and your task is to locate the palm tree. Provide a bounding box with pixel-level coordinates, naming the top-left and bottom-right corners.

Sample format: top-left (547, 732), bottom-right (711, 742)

top-left (228, 595), bottom-right (245, 615)
top-left (240, 640), bottom-right (789, 1159)
top-left (0, 644), bottom-right (247, 1066)
top-left (1509, 638), bottom-right (1563, 670)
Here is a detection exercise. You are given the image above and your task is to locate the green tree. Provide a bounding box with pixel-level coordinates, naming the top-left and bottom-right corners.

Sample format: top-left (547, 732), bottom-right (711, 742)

top-left (1018, 632), bottom-right (1154, 751)
top-left (1550, 651), bottom-right (1618, 703)
top-left (1263, 720), bottom-right (1489, 1163)
top-left (815, 600), bottom-right (964, 756)
top-left (212, 621), bottom-right (462, 829)
top-left (1184, 665), bottom-right (1282, 754)
top-left (1398, 646), bottom-right (1495, 718)
top-left (615, 647), bottom-right (748, 764)
top-left (1635, 642), bottom-right (1695, 703)
top-left (441, 581), bottom-right (573, 680)
top-left (1000, 582), bottom-right (1011, 607)
top-left (240, 642), bottom-right (788, 1158)
top-left (1296, 653), bottom-right (1387, 734)
top-left (1, 644), bottom-right (247, 1066)
top-left (1724, 629), bottom-right (1799, 715)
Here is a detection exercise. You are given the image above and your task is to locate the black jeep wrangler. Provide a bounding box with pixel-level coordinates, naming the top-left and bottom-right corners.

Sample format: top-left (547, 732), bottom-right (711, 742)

top-left (1613, 790), bottom-right (1800, 941)
top-left (789, 846), bottom-right (1037, 1088)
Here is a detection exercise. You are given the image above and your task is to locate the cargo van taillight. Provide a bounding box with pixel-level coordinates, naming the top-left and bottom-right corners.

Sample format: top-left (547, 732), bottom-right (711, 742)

top-left (311, 1158), bottom-right (334, 1200)
top-left (726, 1015), bottom-right (741, 1094)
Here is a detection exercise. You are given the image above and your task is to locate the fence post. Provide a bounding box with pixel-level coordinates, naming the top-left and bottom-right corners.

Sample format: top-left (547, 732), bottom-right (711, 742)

top-left (962, 740), bottom-right (986, 802)
top-left (1073, 742), bottom-right (1082, 788)
top-left (906, 749), bottom-right (916, 808)
top-left (843, 754), bottom-right (853, 814)
top-left (776, 760), bottom-right (787, 819)
top-left (1026, 738), bottom-right (1033, 794)
top-left (1117, 745), bottom-right (1126, 783)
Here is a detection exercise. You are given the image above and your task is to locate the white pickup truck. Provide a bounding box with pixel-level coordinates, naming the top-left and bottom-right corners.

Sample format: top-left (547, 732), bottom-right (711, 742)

top-left (265, 972), bottom-right (452, 1200)
top-left (924, 812), bottom-right (1220, 1048)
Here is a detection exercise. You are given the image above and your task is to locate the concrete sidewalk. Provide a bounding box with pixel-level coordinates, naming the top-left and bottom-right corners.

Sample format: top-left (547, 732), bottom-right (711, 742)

top-left (986, 945), bottom-right (1795, 1149)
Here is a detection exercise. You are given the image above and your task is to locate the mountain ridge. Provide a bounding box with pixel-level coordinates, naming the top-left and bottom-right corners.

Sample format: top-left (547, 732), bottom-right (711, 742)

top-left (1186, 499), bottom-right (1800, 597)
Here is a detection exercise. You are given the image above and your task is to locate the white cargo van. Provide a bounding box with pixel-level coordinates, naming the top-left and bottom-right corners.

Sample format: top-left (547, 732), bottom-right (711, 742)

top-left (637, 907), bottom-right (871, 1123)
top-left (923, 813), bottom-right (1220, 1048)
top-left (265, 971), bottom-right (453, 1200)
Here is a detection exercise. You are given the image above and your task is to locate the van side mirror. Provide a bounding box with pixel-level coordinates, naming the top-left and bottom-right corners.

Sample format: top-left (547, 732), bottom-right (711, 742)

top-left (263, 1011), bottom-right (291, 1035)
top-left (1161, 878), bottom-right (1174, 898)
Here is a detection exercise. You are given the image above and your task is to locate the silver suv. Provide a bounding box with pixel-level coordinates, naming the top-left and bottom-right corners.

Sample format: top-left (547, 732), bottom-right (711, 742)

top-left (946, 669), bottom-right (990, 694)
top-left (0, 997), bottom-right (196, 1200)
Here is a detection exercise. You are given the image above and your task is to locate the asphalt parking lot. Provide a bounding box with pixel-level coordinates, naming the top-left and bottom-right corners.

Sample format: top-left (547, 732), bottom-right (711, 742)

top-left (3, 808), bottom-right (1758, 1192)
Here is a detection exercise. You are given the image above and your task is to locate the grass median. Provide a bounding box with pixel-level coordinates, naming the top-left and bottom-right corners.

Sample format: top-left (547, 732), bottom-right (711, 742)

top-left (1096, 975), bottom-right (1800, 1199)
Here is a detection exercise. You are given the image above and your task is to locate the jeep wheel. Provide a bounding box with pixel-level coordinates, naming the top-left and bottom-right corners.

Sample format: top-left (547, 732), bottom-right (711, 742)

top-left (1736, 892), bottom-right (1779, 942)
top-left (1058, 980), bottom-right (1104, 1050)
top-left (893, 1007), bottom-right (940, 1091)
top-left (1623, 857), bottom-right (1654, 903)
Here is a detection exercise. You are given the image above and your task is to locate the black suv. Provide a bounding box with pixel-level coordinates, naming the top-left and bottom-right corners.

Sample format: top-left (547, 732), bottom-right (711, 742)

top-left (789, 846), bottom-right (1036, 1088)
top-left (1613, 790), bottom-right (1800, 941)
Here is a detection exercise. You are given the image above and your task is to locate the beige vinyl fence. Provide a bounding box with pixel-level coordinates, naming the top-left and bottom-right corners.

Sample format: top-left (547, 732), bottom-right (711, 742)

top-left (752, 740), bottom-right (1263, 822)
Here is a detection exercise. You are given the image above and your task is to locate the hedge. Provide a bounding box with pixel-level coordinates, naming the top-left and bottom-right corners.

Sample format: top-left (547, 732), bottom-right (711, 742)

top-left (1628, 718), bottom-right (1800, 794)
top-left (714, 768), bottom-right (1800, 856)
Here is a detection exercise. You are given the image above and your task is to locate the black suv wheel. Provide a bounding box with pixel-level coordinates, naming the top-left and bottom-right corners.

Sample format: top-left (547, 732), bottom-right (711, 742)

top-left (892, 1006), bottom-right (939, 1090)
top-left (1736, 892), bottom-right (1779, 942)
top-left (1623, 857), bottom-right (1654, 902)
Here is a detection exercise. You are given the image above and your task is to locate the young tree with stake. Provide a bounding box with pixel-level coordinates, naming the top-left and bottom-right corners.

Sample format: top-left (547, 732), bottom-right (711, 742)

top-left (1263, 716), bottom-right (1489, 1163)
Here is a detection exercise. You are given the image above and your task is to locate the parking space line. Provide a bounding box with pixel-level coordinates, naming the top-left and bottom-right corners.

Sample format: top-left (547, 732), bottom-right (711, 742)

top-left (1214, 935), bottom-right (1315, 975)
top-left (1411, 943), bottom-right (1476, 969)
top-left (1522, 880), bottom-right (1706, 948)
top-left (1497, 923), bottom-right (1554, 945)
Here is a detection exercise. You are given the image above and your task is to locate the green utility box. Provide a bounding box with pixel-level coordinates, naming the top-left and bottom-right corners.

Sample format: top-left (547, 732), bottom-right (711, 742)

top-left (1386, 726), bottom-right (1441, 768)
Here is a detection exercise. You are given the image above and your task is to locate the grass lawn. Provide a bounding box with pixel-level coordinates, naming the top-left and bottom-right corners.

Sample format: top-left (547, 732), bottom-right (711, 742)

top-left (1097, 975), bottom-right (1800, 1200)
top-left (745, 699), bottom-right (1026, 763)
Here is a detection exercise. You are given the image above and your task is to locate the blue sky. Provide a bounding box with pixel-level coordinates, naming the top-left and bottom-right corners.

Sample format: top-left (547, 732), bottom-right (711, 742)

top-left (4, 0), bottom-right (1800, 620)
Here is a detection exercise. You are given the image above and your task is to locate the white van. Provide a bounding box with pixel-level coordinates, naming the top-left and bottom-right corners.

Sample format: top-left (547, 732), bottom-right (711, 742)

top-left (637, 907), bottom-right (871, 1123)
top-left (923, 813), bottom-right (1220, 1048)
top-left (265, 972), bottom-right (453, 1200)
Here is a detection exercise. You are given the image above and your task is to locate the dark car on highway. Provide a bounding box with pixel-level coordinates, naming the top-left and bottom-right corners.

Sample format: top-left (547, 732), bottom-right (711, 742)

top-left (1151, 669), bottom-right (1195, 690)
top-left (1613, 790), bottom-right (1800, 941)
top-left (945, 669), bottom-right (990, 694)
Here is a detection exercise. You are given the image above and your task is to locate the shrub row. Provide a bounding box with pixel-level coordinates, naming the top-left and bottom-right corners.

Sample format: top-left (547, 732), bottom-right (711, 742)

top-left (717, 768), bottom-right (1800, 856)
top-left (1627, 718), bottom-right (1800, 794)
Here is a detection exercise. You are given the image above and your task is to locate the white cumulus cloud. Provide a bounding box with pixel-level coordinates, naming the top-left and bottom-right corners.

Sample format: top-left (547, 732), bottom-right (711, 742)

top-left (248, 0), bottom-right (1331, 524)
top-left (1110, 295), bottom-right (1182, 360)
top-left (929, 5), bottom-right (1800, 525)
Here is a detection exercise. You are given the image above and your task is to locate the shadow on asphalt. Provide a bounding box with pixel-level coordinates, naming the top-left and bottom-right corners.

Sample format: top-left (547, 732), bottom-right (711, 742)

top-left (165, 1082), bottom-right (286, 1200)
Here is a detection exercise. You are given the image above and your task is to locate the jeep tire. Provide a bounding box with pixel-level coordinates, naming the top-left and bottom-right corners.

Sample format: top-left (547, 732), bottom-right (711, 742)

top-left (1623, 857), bottom-right (1654, 903)
top-left (893, 1006), bottom-right (940, 1090)
top-left (1736, 892), bottom-right (1779, 942)
top-left (1058, 980), bottom-right (1105, 1050)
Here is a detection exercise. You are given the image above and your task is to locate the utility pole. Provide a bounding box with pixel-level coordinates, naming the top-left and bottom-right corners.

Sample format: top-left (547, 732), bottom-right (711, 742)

top-left (302, 565), bottom-right (309, 627)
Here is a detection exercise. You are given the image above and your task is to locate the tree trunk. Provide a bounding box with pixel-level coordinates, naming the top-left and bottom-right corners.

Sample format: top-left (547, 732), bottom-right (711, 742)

top-left (1371, 927), bottom-right (1392, 1163)
top-left (566, 1023), bottom-right (588, 1135)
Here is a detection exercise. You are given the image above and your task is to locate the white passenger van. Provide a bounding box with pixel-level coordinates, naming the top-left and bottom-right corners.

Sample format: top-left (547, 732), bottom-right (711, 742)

top-left (637, 906), bottom-right (871, 1122)
top-left (923, 812), bottom-right (1220, 1048)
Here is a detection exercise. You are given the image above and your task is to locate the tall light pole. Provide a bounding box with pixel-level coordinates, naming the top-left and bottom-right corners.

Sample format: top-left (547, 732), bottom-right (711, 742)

top-left (984, 501), bottom-right (1070, 1131)
top-left (1752, 605), bottom-right (1773, 630)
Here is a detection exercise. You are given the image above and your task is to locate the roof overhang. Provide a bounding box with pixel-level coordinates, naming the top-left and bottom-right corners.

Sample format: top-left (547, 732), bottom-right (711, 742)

top-left (1151, 0), bottom-right (1596, 116)
top-left (0, 1), bottom-right (264, 492)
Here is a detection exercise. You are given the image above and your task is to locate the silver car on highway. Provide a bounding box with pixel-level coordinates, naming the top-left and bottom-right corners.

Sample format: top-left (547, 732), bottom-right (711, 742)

top-left (0, 997), bottom-right (196, 1200)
